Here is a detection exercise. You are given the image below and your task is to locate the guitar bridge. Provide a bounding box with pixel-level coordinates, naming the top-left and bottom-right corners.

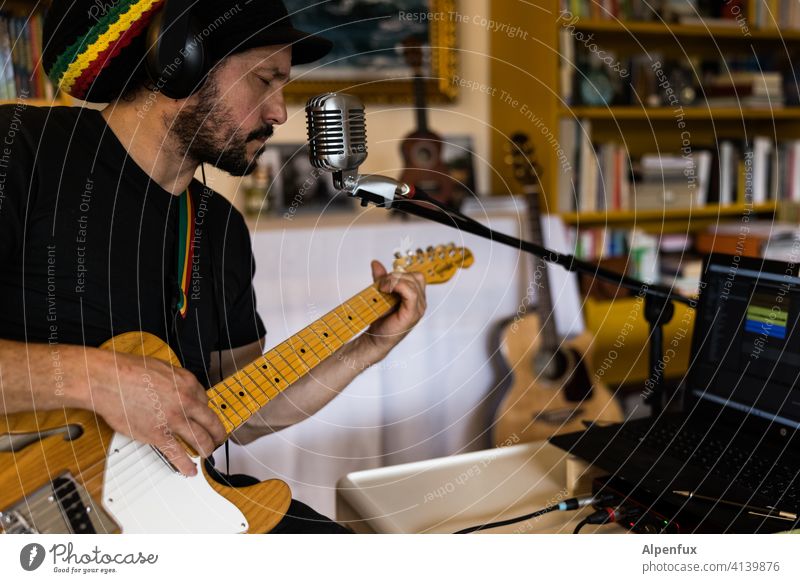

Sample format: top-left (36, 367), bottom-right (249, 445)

top-left (0, 473), bottom-right (118, 534)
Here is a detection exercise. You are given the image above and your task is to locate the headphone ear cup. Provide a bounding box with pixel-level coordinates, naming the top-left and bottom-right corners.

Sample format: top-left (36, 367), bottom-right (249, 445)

top-left (145, 10), bottom-right (206, 99)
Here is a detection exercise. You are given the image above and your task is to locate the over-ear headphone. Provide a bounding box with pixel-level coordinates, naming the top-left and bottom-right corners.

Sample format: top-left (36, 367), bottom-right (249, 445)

top-left (145, 0), bottom-right (206, 99)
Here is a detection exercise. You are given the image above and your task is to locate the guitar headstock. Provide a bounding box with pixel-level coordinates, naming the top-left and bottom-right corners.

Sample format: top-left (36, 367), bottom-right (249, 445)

top-left (504, 132), bottom-right (543, 195)
top-left (392, 244), bottom-right (474, 284)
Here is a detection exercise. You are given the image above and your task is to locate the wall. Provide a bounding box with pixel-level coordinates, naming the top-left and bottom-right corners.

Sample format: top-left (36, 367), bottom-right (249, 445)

top-left (202, 0), bottom-right (493, 210)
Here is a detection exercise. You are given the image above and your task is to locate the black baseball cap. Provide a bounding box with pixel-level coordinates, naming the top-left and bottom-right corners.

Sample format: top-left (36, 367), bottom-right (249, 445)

top-left (43, 0), bottom-right (332, 103)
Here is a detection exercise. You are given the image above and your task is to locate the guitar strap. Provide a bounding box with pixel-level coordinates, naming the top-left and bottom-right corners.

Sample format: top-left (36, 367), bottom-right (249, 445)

top-left (175, 185), bottom-right (195, 319)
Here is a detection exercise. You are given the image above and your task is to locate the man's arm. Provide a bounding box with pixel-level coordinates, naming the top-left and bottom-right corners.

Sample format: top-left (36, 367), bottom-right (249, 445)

top-left (222, 260), bottom-right (427, 445)
top-left (0, 338), bottom-right (227, 476)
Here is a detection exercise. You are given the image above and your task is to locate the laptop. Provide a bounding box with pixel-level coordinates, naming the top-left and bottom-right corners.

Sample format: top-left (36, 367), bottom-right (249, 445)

top-left (550, 253), bottom-right (800, 532)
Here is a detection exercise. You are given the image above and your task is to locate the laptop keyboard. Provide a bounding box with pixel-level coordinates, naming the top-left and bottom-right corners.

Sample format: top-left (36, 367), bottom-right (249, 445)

top-left (619, 421), bottom-right (800, 510)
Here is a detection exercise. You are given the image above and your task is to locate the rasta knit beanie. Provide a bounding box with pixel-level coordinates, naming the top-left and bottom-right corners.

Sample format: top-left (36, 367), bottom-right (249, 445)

top-left (42, 0), bottom-right (332, 103)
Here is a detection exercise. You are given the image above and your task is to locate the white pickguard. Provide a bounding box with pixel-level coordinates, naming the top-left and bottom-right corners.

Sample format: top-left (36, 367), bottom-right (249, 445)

top-left (101, 433), bottom-right (248, 533)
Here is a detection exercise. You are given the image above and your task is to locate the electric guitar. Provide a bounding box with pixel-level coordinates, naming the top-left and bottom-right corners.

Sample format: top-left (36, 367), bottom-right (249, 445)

top-left (492, 135), bottom-right (621, 445)
top-left (0, 245), bottom-right (473, 534)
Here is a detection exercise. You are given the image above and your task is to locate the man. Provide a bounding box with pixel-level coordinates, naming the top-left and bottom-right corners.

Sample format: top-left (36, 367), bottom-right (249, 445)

top-left (0, 0), bottom-right (426, 532)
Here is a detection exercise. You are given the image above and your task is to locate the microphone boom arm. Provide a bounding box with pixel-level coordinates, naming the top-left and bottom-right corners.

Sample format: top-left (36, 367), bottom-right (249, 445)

top-left (342, 177), bottom-right (692, 418)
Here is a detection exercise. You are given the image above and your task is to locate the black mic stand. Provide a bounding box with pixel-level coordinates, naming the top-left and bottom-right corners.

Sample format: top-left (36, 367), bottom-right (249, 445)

top-left (350, 183), bottom-right (694, 418)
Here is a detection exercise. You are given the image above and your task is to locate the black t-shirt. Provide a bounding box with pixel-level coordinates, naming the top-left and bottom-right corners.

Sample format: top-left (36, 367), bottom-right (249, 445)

top-left (0, 104), bottom-right (266, 386)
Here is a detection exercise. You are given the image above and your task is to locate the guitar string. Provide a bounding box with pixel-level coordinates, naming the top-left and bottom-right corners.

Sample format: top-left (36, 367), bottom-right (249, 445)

top-left (19, 290), bottom-right (397, 530)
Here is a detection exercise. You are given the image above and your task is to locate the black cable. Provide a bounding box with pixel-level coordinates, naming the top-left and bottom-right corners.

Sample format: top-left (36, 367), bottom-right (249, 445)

top-left (454, 505), bottom-right (559, 534)
top-left (573, 518), bottom-right (590, 534)
top-left (453, 495), bottom-right (602, 534)
top-left (572, 506), bottom-right (639, 534)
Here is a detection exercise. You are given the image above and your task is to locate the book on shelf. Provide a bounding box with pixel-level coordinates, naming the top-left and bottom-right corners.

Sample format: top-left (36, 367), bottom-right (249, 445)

top-left (560, 119), bottom-right (800, 213)
top-left (570, 226), bottom-right (702, 294)
top-left (558, 0), bottom-right (799, 30)
top-left (0, 11), bottom-right (54, 101)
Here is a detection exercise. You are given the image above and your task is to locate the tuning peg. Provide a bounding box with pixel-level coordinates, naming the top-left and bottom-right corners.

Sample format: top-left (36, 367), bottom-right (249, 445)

top-left (394, 252), bottom-right (402, 259)
top-left (426, 246), bottom-right (434, 253)
top-left (416, 248), bottom-right (424, 256)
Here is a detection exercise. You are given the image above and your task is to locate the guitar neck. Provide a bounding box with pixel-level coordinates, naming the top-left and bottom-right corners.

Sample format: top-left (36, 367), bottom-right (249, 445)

top-left (207, 284), bottom-right (398, 435)
top-left (413, 72), bottom-right (429, 132)
top-left (524, 184), bottom-right (558, 342)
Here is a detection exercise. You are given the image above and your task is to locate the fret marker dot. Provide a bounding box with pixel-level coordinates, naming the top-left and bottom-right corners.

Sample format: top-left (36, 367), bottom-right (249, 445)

top-left (274, 377), bottom-right (280, 383)
top-left (300, 348), bottom-right (306, 354)
top-left (323, 332), bottom-right (329, 337)
top-left (373, 298), bottom-right (377, 302)
top-left (348, 315), bottom-right (352, 320)
top-left (239, 391), bottom-right (245, 397)
top-left (221, 404), bottom-right (227, 409)
top-left (262, 364), bottom-right (268, 369)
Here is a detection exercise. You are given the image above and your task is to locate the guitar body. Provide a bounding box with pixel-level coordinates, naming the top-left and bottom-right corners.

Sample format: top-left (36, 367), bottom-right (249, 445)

top-left (0, 331), bottom-right (291, 534)
top-left (492, 313), bottom-right (622, 446)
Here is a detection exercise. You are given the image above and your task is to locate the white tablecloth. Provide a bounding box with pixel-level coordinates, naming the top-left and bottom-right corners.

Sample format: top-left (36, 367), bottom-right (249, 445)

top-left (221, 209), bottom-right (527, 517)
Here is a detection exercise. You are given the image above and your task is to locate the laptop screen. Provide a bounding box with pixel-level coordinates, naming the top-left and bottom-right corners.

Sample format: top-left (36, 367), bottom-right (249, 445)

top-left (690, 257), bottom-right (800, 430)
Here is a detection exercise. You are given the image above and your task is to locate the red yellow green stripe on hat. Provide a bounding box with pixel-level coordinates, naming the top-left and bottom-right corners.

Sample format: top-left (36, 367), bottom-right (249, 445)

top-left (48, 0), bottom-right (165, 100)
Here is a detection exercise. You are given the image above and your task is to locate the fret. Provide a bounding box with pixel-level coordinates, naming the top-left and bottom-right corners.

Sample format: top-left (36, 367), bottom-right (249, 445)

top-left (214, 414), bottom-right (236, 434)
top-left (227, 376), bottom-right (263, 414)
top-left (216, 380), bottom-right (251, 420)
top-left (240, 362), bottom-right (276, 402)
top-left (237, 361), bottom-right (283, 402)
top-left (270, 349), bottom-right (304, 383)
top-left (313, 318), bottom-right (348, 347)
top-left (208, 397), bottom-right (238, 428)
top-left (353, 294), bottom-right (382, 324)
top-left (354, 291), bottom-right (382, 318)
top-left (237, 369), bottom-right (271, 409)
top-left (257, 354), bottom-right (294, 389)
top-left (298, 327), bottom-right (331, 359)
top-left (247, 362), bottom-right (282, 400)
top-left (209, 390), bottom-right (246, 426)
top-left (274, 342), bottom-right (312, 375)
top-left (331, 304), bottom-right (365, 334)
top-left (286, 335), bottom-right (322, 368)
top-left (343, 301), bottom-right (371, 329)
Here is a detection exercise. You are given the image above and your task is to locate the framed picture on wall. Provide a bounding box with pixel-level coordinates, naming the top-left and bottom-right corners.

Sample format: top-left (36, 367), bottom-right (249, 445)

top-left (260, 144), bottom-right (354, 216)
top-left (283, 0), bottom-right (457, 103)
top-left (442, 134), bottom-right (478, 200)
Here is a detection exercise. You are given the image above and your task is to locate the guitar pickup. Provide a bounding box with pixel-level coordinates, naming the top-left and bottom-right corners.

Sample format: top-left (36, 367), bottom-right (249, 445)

top-left (0, 472), bottom-right (118, 534)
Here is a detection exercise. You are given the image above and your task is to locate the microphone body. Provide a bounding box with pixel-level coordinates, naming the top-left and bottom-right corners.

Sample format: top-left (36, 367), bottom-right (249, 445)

top-left (305, 93), bottom-right (367, 190)
top-left (305, 92), bottom-right (445, 209)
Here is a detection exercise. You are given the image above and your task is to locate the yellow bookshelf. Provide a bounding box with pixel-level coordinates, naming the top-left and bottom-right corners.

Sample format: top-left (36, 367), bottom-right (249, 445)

top-left (487, 2), bottom-right (793, 386)
top-left (564, 106), bottom-right (800, 120)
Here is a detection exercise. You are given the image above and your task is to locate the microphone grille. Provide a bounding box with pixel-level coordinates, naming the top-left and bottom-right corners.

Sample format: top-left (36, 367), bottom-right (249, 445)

top-left (306, 93), bottom-right (367, 171)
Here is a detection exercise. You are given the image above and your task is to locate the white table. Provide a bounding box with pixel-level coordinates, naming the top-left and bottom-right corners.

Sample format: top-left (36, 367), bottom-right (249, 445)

top-left (336, 440), bottom-right (623, 533)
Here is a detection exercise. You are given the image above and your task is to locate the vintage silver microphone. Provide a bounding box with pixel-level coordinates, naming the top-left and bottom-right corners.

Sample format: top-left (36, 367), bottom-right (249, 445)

top-left (305, 92), bottom-right (413, 206)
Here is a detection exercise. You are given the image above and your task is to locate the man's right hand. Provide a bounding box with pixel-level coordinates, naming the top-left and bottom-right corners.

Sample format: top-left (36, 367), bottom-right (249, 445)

top-left (82, 348), bottom-right (228, 476)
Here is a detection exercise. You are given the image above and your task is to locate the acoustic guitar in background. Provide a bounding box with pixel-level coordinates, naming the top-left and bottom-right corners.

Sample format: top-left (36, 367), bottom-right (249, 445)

top-left (399, 37), bottom-right (460, 209)
top-left (0, 245), bottom-right (473, 534)
top-left (492, 134), bottom-right (622, 445)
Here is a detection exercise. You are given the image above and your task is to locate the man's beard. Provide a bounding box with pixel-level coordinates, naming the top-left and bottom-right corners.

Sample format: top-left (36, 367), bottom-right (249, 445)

top-left (171, 76), bottom-right (273, 176)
